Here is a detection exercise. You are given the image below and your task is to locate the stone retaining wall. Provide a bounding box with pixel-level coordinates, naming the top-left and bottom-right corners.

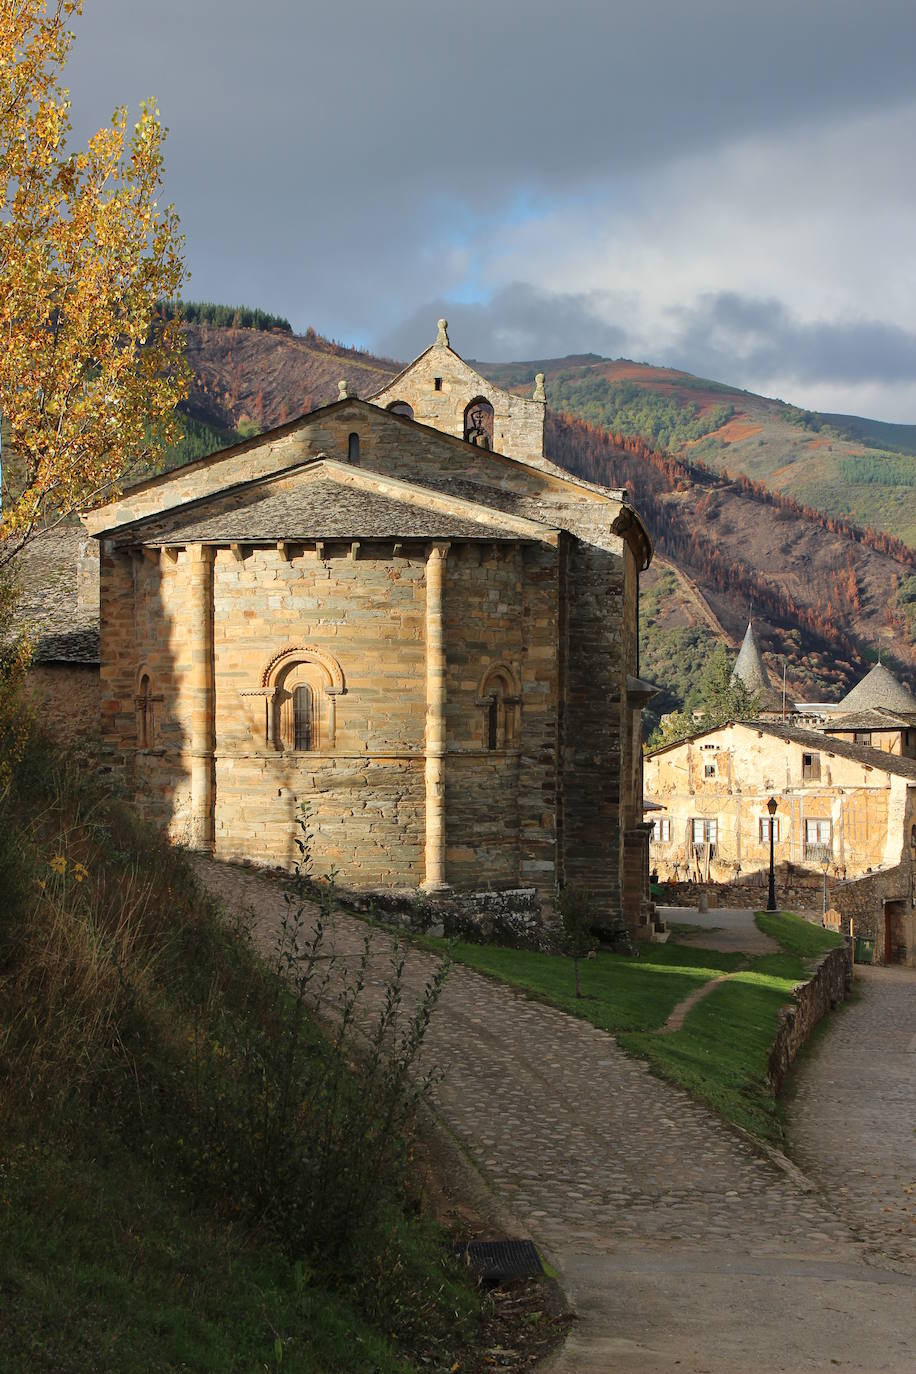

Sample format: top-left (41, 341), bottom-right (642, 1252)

top-left (339, 884), bottom-right (556, 949)
top-left (767, 943), bottom-right (853, 1095)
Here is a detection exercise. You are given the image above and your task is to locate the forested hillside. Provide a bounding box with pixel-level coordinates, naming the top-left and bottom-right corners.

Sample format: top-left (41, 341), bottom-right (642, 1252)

top-left (482, 356), bottom-right (916, 547)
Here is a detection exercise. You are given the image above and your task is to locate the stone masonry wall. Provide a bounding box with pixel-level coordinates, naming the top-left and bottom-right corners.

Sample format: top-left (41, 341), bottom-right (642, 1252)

top-left (98, 532), bottom-right (569, 897)
top-left (767, 944), bottom-right (853, 1094)
top-left (369, 341), bottom-right (546, 463)
top-left (91, 399), bottom-right (646, 928)
top-left (26, 664), bottom-right (100, 741)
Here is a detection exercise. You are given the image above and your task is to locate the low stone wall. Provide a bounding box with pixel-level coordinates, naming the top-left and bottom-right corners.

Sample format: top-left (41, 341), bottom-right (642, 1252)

top-left (661, 858), bottom-right (914, 963)
top-left (339, 884), bottom-right (557, 950)
top-left (767, 943), bottom-right (853, 1095)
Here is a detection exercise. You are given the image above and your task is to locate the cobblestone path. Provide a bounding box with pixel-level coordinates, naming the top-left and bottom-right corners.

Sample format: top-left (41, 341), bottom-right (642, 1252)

top-left (195, 860), bottom-right (916, 1373)
top-left (789, 964), bottom-right (916, 1274)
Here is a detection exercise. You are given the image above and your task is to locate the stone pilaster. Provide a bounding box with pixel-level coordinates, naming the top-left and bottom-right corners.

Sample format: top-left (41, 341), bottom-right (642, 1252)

top-left (422, 541), bottom-right (450, 892)
top-left (188, 543), bottom-right (214, 850)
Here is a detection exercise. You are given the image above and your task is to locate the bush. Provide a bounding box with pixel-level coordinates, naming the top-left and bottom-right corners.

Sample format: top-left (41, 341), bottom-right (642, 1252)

top-left (0, 725), bottom-right (466, 1359)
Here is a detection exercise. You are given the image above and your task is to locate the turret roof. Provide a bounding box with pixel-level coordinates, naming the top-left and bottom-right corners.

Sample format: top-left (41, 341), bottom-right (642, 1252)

top-left (731, 621), bottom-right (774, 696)
top-left (838, 662), bottom-right (916, 712)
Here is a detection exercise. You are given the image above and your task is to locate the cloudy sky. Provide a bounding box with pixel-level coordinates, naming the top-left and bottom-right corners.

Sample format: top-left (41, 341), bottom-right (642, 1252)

top-left (67, 1), bottom-right (916, 420)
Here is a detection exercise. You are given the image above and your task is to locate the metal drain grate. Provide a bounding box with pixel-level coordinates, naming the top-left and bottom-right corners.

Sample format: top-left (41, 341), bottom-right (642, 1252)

top-left (452, 1239), bottom-right (544, 1282)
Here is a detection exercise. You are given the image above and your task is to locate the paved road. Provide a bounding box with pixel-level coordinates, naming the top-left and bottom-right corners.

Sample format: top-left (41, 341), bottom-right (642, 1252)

top-left (195, 860), bottom-right (916, 1373)
top-left (659, 904), bottom-right (780, 955)
top-left (789, 964), bottom-right (916, 1274)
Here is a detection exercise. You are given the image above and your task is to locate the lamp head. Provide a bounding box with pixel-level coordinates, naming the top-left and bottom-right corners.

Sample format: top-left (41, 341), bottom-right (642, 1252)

top-left (767, 796), bottom-right (778, 816)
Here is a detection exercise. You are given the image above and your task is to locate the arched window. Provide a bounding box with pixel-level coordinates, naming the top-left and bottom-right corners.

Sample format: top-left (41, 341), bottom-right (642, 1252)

top-left (293, 684), bottom-right (314, 750)
top-left (135, 669), bottom-right (161, 750)
top-left (348, 431), bottom-right (360, 464)
top-left (464, 398), bottom-right (494, 449)
top-left (387, 401), bottom-right (414, 420)
top-left (138, 673), bottom-right (152, 748)
top-left (477, 664), bottom-right (521, 751)
top-left (487, 698), bottom-right (499, 751)
top-left (247, 645), bottom-right (346, 754)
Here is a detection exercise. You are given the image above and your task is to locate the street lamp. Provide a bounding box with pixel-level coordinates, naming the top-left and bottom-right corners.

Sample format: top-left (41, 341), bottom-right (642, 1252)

top-left (766, 796), bottom-right (778, 912)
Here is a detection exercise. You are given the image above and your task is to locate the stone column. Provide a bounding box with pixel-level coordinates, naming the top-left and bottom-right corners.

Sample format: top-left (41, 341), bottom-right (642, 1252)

top-left (422, 541), bottom-right (450, 892)
top-left (188, 543), bottom-right (214, 850)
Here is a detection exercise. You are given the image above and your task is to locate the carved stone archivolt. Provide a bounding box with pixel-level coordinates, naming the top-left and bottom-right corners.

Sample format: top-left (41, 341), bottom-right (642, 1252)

top-left (240, 645), bottom-right (346, 750)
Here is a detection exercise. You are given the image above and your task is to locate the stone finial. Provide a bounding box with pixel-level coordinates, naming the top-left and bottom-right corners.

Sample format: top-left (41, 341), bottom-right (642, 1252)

top-left (435, 318), bottom-right (449, 347)
top-left (533, 372), bottom-right (547, 404)
top-left (337, 379), bottom-right (350, 400)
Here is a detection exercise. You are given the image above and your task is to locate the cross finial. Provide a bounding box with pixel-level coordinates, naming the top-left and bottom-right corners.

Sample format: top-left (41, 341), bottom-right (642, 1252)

top-left (436, 318), bottom-right (449, 347)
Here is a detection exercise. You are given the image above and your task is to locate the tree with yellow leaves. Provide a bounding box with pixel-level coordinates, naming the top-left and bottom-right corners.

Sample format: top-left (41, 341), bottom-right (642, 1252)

top-left (0, 0), bottom-right (187, 563)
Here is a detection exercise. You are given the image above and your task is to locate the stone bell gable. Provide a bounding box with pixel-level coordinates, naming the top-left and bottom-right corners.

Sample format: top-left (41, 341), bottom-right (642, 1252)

top-left (368, 317), bottom-right (547, 464)
top-left (85, 358), bottom-right (655, 939)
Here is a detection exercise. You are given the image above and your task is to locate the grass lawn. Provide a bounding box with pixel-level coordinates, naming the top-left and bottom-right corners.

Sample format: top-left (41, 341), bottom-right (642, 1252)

top-left (435, 912), bottom-right (844, 1146)
top-left (422, 937), bottom-right (746, 1032)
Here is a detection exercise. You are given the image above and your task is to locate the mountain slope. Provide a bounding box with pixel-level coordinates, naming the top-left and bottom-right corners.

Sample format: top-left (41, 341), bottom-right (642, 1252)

top-left (480, 357), bottom-right (916, 547)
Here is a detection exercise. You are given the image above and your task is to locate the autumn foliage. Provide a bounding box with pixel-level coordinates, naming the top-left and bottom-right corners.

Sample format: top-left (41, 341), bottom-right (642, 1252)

top-left (0, 1), bottom-right (186, 558)
top-left (546, 412), bottom-right (883, 670)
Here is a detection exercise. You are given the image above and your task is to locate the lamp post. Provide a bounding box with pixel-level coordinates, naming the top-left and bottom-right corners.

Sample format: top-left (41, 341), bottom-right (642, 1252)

top-left (766, 796), bottom-right (778, 912)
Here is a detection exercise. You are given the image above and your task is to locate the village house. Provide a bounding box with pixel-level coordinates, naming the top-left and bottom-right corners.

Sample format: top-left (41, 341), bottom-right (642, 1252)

top-left (77, 322), bottom-right (656, 939)
top-left (645, 714), bottom-right (916, 966)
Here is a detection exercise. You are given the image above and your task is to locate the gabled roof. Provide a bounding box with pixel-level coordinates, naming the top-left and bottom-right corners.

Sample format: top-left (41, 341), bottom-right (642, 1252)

top-left (83, 397), bottom-right (644, 539)
top-left (838, 661), bottom-right (916, 713)
top-left (106, 457), bottom-right (560, 547)
top-left (646, 718), bottom-right (916, 782)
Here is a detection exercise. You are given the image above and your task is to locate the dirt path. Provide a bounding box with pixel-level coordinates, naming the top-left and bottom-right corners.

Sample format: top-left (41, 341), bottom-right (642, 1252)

top-left (195, 859), bottom-right (916, 1373)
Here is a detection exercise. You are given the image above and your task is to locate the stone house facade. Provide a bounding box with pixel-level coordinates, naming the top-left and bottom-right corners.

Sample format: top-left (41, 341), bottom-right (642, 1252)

top-left (645, 720), bottom-right (916, 965)
top-left (82, 327), bottom-right (655, 937)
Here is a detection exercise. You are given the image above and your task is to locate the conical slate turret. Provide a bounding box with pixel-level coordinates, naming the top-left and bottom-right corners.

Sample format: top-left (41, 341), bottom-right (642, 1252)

top-left (839, 662), bottom-right (916, 712)
top-left (731, 621), bottom-right (773, 697)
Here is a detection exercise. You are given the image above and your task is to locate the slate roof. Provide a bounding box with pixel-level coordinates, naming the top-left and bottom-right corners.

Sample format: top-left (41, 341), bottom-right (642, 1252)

top-left (7, 528), bottom-right (99, 664)
top-left (731, 621), bottom-right (774, 695)
top-left (824, 707), bottom-right (916, 733)
top-left (139, 475), bottom-right (540, 545)
top-left (648, 717), bottom-right (916, 782)
top-left (837, 662), bottom-right (916, 712)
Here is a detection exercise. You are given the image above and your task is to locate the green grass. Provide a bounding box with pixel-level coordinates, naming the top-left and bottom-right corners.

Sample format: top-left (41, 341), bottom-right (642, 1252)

top-left (421, 937), bottom-right (745, 1032)
top-left (432, 912), bottom-right (844, 1146)
top-left (755, 909), bottom-right (845, 960)
top-left (1, 1140), bottom-right (428, 1373)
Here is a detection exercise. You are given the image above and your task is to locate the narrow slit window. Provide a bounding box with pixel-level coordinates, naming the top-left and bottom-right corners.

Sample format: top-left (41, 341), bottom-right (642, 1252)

top-left (434, 377), bottom-right (443, 391)
top-left (138, 673), bottom-right (152, 748)
top-left (348, 432), bottom-right (360, 464)
top-left (293, 684), bottom-right (314, 751)
top-left (487, 698), bottom-right (499, 751)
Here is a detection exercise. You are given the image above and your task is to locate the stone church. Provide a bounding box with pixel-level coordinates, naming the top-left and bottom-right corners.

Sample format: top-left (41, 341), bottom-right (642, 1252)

top-left (83, 322), bottom-right (656, 936)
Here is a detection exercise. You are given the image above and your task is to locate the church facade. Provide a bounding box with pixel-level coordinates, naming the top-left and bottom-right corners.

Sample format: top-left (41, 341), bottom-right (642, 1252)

top-left (83, 324), bottom-right (655, 935)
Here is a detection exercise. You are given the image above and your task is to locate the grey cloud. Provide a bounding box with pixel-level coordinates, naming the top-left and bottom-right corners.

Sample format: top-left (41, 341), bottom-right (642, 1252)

top-left (64, 2), bottom-right (916, 337)
top-left (377, 284), bottom-right (630, 364)
top-left (664, 293), bottom-right (916, 387)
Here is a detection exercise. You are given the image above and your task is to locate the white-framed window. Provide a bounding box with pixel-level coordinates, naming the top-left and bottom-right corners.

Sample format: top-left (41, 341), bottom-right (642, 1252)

top-left (805, 818), bottom-right (832, 856)
top-left (759, 816), bottom-right (780, 842)
top-left (652, 818), bottom-right (671, 843)
top-left (692, 818), bottom-right (718, 845)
